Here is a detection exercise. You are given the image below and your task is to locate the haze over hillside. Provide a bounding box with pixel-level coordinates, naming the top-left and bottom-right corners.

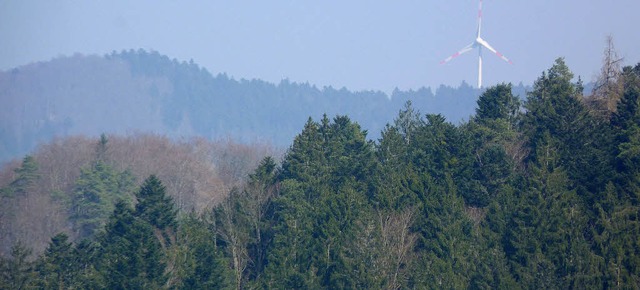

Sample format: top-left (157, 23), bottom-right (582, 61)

top-left (0, 49), bottom-right (534, 164)
top-left (2, 55), bottom-right (639, 288)
top-left (2, 1), bottom-right (640, 287)
top-left (3, 1), bottom-right (639, 92)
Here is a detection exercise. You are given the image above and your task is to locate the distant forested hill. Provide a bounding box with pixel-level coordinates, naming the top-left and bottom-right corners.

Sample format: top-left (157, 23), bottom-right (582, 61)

top-left (2, 57), bottom-right (638, 289)
top-left (0, 49), bottom-right (531, 164)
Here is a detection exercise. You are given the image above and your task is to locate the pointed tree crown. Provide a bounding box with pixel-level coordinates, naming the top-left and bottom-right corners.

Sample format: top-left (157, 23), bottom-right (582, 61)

top-left (135, 175), bottom-right (177, 230)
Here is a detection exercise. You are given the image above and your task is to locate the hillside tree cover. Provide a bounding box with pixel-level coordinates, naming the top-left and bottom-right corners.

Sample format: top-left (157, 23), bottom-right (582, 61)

top-left (0, 59), bottom-right (639, 288)
top-left (0, 49), bottom-right (537, 165)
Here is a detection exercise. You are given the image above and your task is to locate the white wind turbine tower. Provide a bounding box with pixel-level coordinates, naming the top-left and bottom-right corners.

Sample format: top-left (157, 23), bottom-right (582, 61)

top-left (440, 0), bottom-right (512, 89)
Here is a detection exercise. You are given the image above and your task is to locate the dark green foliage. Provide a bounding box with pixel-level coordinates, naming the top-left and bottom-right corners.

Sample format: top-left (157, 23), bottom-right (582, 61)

top-left (591, 183), bottom-right (640, 288)
top-left (466, 142), bottom-right (512, 207)
top-left (262, 179), bottom-right (319, 289)
top-left (4, 58), bottom-right (640, 289)
top-left (0, 242), bottom-right (36, 289)
top-left (135, 175), bottom-right (177, 231)
top-left (35, 233), bottom-right (76, 289)
top-left (269, 115), bottom-right (377, 288)
top-left (612, 67), bottom-right (640, 198)
top-left (412, 177), bottom-right (475, 289)
top-left (611, 66), bottom-right (640, 130)
top-left (97, 200), bottom-right (167, 289)
top-left (476, 83), bottom-right (520, 125)
top-left (176, 214), bottom-right (232, 289)
top-left (375, 124), bottom-right (421, 210)
top-left (523, 58), bottom-right (614, 196)
top-left (281, 117), bottom-right (324, 185)
top-left (71, 239), bottom-right (104, 288)
top-left (373, 102), bottom-right (423, 211)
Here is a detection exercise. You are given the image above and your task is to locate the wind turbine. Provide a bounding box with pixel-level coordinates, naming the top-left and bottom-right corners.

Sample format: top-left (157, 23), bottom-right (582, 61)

top-left (440, 0), bottom-right (512, 89)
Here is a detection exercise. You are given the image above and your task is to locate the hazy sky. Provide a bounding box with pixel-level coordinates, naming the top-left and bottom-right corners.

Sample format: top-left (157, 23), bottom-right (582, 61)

top-left (2, 0), bottom-right (639, 93)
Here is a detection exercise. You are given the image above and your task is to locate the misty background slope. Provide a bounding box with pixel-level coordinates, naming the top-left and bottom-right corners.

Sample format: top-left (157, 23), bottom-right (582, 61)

top-left (0, 49), bottom-right (534, 164)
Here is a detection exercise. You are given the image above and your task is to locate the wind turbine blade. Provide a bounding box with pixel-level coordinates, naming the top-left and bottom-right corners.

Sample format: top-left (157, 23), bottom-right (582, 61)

top-left (477, 0), bottom-right (483, 38)
top-left (477, 38), bottom-right (513, 64)
top-left (440, 43), bottom-right (475, 64)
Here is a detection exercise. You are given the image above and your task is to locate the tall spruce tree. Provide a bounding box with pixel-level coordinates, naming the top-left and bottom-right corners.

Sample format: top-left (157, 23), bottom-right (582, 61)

top-left (35, 233), bottom-right (77, 289)
top-left (268, 115), bottom-right (377, 288)
top-left (98, 200), bottom-right (167, 289)
top-left (523, 57), bottom-right (613, 196)
top-left (612, 65), bottom-right (640, 198)
top-left (476, 83), bottom-right (520, 126)
top-left (262, 179), bottom-right (319, 289)
top-left (135, 175), bottom-right (177, 233)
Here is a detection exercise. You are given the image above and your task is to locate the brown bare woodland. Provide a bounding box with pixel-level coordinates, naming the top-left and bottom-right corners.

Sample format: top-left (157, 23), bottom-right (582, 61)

top-left (0, 133), bottom-right (280, 256)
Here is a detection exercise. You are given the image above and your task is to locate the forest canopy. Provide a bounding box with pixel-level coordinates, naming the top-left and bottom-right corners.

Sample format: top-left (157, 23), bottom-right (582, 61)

top-left (1, 58), bottom-right (640, 289)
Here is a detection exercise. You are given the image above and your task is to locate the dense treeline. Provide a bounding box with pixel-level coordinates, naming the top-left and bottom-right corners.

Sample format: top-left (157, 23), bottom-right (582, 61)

top-left (2, 58), bottom-right (639, 289)
top-left (0, 49), bottom-right (533, 164)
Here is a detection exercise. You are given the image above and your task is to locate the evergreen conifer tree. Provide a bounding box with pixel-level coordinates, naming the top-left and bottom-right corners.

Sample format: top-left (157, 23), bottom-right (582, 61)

top-left (0, 242), bottom-right (36, 289)
top-left (176, 214), bottom-right (232, 289)
top-left (2, 155), bottom-right (39, 198)
top-left (70, 162), bottom-right (135, 239)
top-left (98, 200), bottom-right (167, 289)
top-left (135, 175), bottom-right (178, 233)
top-left (35, 233), bottom-right (77, 289)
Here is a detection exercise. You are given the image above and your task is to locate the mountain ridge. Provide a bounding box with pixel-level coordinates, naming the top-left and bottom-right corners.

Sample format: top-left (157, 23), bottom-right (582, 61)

top-left (0, 49), bottom-right (532, 164)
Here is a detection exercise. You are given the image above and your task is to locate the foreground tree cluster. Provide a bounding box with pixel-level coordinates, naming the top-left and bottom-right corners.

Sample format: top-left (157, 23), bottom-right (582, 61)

top-left (2, 58), bottom-right (640, 288)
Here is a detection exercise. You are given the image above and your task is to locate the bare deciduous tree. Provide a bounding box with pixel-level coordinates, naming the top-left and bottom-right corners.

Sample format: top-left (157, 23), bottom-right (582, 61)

top-left (589, 35), bottom-right (624, 117)
top-left (213, 192), bottom-right (250, 290)
top-left (352, 208), bottom-right (417, 289)
top-left (0, 133), bottom-right (279, 256)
